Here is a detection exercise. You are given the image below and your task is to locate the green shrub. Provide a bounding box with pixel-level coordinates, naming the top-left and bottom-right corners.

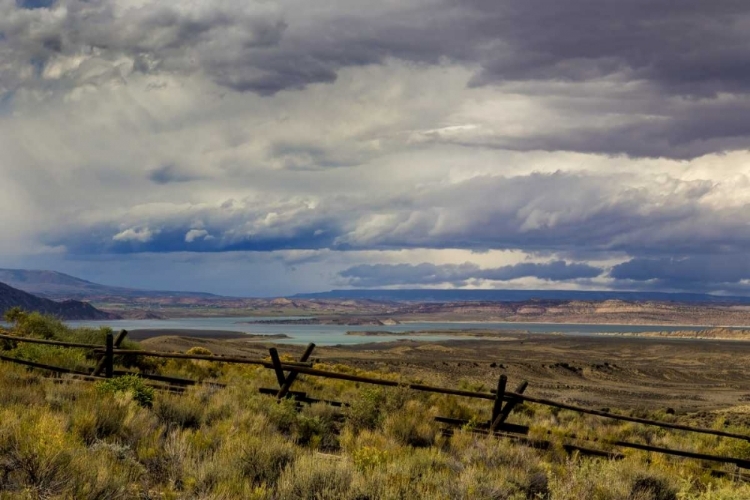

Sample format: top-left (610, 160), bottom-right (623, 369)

top-left (236, 435), bottom-right (297, 487)
top-left (383, 401), bottom-right (438, 448)
top-left (186, 346), bottom-right (213, 356)
top-left (296, 403), bottom-right (340, 450)
top-left (629, 474), bottom-right (676, 500)
top-left (97, 375), bottom-right (155, 408)
top-left (267, 398), bottom-right (299, 434)
top-left (4, 310), bottom-right (68, 339)
top-left (72, 395), bottom-right (130, 445)
top-left (346, 387), bottom-right (385, 432)
top-left (68, 448), bottom-right (141, 500)
top-left (0, 408), bottom-right (76, 496)
top-left (12, 342), bottom-right (91, 371)
top-left (352, 445), bottom-right (389, 471)
top-left (3, 306), bottom-right (25, 323)
top-left (0, 368), bottom-right (45, 407)
top-left (276, 454), bottom-right (353, 500)
top-left (154, 393), bottom-right (204, 429)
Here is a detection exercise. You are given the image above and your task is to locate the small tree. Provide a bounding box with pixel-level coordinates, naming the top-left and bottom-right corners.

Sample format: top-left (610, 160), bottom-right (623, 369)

top-left (3, 306), bottom-right (26, 324)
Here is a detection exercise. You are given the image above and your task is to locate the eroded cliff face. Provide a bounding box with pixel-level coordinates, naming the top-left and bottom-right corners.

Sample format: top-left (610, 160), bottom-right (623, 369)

top-left (392, 299), bottom-right (750, 325)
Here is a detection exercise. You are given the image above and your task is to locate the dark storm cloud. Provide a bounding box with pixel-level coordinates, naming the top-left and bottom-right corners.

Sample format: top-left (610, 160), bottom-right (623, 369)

top-left (431, 97), bottom-right (750, 160)
top-left (460, 0), bottom-right (750, 96)
top-left (148, 164), bottom-right (200, 184)
top-left (611, 255), bottom-right (750, 286)
top-left (232, 0), bottom-right (750, 101)
top-left (15, 0), bottom-right (55, 9)
top-left (339, 260), bottom-right (602, 287)
top-left (5, 1), bottom-right (750, 157)
top-left (223, 0), bottom-right (750, 158)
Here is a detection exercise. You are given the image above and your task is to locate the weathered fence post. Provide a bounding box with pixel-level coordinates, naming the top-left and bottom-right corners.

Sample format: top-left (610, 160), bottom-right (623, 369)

top-left (93, 329), bottom-right (128, 376)
top-left (104, 332), bottom-right (114, 378)
top-left (490, 374), bottom-right (507, 430)
top-left (268, 348), bottom-right (286, 387)
top-left (277, 343), bottom-right (316, 400)
top-left (491, 380), bottom-right (528, 430)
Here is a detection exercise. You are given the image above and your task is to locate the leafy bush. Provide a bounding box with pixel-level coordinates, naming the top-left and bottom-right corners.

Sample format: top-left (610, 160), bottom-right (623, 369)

top-left (296, 403), bottom-right (340, 450)
top-left (236, 435), bottom-right (297, 487)
top-left (72, 396), bottom-right (130, 445)
top-left (346, 386), bottom-right (386, 432)
top-left (0, 368), bottom-right (45, 407)
top-left (12, 342), bottom-right (90, 371)
top-left (154, 392), bottom-right (204, 429)
top-left (276, 454), bottom-right (353, 500)
top-left (267, 398), bottom-right (300, 434)
top-left (0, 407), bottom-right (76, 496)
top-left (160, 346), bottom-right (223, 380)
top-left (383, 400), bottom-right (438, 447)
top-left (629, 474), bottom-right (676, 500)
top-left (96, 375), bottom-right (155, 408)
top-left (352, 445), bottom-right (389, 471)
top-left (186, 346), bottom-right (213, 356)
top-left (4, 309), bottom-right (69, 339)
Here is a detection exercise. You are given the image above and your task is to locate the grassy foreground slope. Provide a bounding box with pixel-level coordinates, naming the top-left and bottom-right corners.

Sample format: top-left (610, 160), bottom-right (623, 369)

top-left (1, 313), bottom-right (750, 499)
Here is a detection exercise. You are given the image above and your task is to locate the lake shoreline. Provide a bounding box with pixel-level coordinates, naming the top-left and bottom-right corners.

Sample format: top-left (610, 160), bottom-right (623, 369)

top-left (126, 329), bottom-right (290, 341)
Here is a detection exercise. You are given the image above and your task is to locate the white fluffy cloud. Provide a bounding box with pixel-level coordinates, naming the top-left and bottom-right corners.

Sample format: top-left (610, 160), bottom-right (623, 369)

top-left (112, 227), bottom-right (157, 243)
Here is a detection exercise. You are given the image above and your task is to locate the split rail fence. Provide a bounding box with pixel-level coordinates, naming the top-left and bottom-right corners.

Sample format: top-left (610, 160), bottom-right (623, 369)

top-left (1, 329), bottom-right (750, 478)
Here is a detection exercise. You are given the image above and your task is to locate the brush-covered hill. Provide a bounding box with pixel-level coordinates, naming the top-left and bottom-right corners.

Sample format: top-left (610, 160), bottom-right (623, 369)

top-left (0, 268), bottom-right (218, 300)
top-left (0, 281), bottom-right (119, 320)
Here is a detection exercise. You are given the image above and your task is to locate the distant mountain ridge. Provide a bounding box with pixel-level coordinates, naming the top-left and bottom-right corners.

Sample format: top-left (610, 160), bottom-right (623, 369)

top-left (0, 281), bottom-right (118, 320)
top-left (0, 269), bottom-right (220, 300)
top-left (293, 289), bottom-right (750, 304)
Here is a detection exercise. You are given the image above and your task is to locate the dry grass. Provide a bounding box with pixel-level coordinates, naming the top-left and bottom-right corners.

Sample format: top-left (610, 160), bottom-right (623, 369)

top-left (1, 313), bottom-right (750, 499)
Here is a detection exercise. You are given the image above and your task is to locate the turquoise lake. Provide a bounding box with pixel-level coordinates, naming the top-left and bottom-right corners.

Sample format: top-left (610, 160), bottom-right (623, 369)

top-left (65, 317), bottom-right (743, 346)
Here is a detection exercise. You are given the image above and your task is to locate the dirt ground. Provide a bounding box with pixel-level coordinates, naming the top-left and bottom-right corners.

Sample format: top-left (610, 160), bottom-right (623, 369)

top-left (137, 331), bottom-right (750, 418)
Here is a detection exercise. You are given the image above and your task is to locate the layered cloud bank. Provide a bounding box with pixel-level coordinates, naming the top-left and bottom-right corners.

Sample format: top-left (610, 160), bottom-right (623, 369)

top-left (2, 0), bottom-right (750, 295)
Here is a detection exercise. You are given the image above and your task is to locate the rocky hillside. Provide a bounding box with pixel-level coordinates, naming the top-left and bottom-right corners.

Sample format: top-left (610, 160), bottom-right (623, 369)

top-left (0, 282), bottom-right (119, 320)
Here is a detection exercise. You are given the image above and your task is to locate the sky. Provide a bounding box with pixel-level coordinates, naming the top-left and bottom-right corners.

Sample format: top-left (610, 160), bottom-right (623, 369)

top-left (3, 0), bottom-right (750, 296)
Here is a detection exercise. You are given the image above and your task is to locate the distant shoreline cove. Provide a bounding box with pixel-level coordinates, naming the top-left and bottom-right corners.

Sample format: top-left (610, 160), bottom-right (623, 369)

top-left (238, 317), bottom-right (401, 326)
top-left (346, 329), bottom-right (530, 337)
top-left (126, 329), bottom-right (291, 341)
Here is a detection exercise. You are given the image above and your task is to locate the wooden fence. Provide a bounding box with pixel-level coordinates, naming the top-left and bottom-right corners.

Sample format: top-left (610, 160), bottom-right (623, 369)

top-left (1, 329), bottom-right (750, 476)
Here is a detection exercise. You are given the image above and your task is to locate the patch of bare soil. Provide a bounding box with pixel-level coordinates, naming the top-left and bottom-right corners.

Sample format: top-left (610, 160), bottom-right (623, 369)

top-left (137, 332), bottom-right (750, 415)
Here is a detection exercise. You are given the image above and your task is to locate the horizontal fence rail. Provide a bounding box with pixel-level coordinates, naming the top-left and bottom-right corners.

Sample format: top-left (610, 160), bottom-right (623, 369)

top-left (93, 348), bottom-right (315, 368)
top-left (2, 329), bottom-right (750, 470)
top-left (0, 332), bottom-right (103, 349)
top-left (0, 353), bottom-right (91, 375)
top-left (96, 348), bottom-right (498, 400)
top-left (503, 391), bottom-right (750, 442)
